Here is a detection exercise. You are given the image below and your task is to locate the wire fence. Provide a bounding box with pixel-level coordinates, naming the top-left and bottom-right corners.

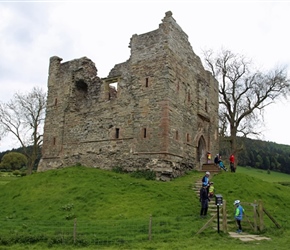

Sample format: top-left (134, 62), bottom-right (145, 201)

top-left (0, 215), bottom-right (199, 246)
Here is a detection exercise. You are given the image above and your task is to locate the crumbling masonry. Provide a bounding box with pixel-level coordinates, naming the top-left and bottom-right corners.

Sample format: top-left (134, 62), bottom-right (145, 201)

top-left (38, 11), bottom-right (219, 180)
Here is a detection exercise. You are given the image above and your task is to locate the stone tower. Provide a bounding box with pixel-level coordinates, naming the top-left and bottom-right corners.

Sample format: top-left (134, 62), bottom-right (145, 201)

top-left (38, 11), bottom-right (219, 180)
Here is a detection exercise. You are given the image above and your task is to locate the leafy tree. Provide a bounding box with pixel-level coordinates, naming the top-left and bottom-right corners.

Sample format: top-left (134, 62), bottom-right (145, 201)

top-left (0, 87), bottom-right (46, 175)
top-left (203, 48), bottom-right (290, 162)
top-left (264, 156), bottom-right (270, 170)
top-left (233, 137), bottom-right (290, 173)
top-left (0, 152), bottom-right (27, 171)
top-left (255, 154), bottom-right (263, 168)
top-left (270, 156), bottom-right (279, 171)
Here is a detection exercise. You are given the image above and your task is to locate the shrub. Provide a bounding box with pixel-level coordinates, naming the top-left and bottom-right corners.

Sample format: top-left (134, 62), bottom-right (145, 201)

top-left (112, 166), bottom-right (125, 173)
top-left (12, 170), bottom-right (21, 176)
top-left (130, 170), bottom-right (156, 180)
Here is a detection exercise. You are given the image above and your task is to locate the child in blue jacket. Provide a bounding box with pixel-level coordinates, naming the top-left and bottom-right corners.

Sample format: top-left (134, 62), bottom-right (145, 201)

top-left (234, 200), bottom-right (244, 233)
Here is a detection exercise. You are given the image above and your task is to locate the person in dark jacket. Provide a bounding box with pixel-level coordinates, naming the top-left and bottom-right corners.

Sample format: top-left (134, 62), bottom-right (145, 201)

top-left (200, 184), bottom-right (209, 218)
top-left (215, 154), bottom-right (228, 171)
top-left (214, 154), bottom-right (220, 165)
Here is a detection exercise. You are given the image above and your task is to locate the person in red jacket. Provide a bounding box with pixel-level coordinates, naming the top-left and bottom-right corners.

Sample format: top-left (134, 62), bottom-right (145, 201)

top-left (229, 154), bottom-right (235, 172)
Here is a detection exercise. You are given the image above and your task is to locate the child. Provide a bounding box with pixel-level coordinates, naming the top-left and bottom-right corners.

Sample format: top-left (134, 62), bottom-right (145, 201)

top-left (234, 200), bottom-right (244, 233)
top-left (209, 182), bottom-right (215, 199)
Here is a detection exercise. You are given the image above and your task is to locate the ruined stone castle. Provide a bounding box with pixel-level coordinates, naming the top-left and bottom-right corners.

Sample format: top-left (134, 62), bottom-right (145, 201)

top-left (38, 11), bottom-right (219, 180)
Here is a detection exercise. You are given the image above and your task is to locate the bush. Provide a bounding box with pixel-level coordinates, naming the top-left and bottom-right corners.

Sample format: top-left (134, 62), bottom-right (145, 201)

top-left (12, 170), bottom-right (21, 176)
top-left (130, 170), bottom-right (156, 180)
top-left (112, 166), bottom-right (125, 173)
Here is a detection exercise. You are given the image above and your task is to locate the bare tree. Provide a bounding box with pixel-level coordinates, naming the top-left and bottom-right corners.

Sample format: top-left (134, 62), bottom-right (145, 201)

top-left (0, 87), bottom-right (46, 175)
top-left (203, 48), bottom-right (290, 161)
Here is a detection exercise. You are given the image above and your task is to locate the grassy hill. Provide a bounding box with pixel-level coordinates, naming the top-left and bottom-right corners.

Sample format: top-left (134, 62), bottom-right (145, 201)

top-left (0, 166), bottom-right (290, 249)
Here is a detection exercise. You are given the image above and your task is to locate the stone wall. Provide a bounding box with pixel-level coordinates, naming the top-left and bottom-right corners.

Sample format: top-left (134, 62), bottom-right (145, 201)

top-left (38, 11), bottom-right (219, 180)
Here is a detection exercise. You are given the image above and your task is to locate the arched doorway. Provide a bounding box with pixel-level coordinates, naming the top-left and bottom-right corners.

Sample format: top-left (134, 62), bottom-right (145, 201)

top-left (197, 136), bottom-right (206, 170)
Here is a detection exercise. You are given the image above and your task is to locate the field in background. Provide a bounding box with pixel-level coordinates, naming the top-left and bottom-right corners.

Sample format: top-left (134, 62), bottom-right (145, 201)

top-left (237, 166), bottom-right (290, 183)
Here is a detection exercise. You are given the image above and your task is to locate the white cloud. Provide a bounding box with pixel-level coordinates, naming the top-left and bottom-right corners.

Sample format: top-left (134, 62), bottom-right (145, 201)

top-left (0, 1), bottom-right (290, 151)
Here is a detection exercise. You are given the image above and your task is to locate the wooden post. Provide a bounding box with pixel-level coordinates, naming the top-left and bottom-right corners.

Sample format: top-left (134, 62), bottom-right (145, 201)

top-left (148, 215), bottom-right (152, 241)
top-left (253, 200), bottom-right (257, 232)
top-left (222, 200), bottom-right (227, 233)
top-left (217, 204), bottom-right (220, 233)
top-left (259, 200), bottom-right (264, 231)
top-left (73, 218), bottom-right (77, 244)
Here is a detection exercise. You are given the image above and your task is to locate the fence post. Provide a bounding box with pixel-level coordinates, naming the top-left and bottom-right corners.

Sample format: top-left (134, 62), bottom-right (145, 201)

top-left (259, 200), bottom-right (264, 231)
top-left (253, 200), bottom-right (257, 232)
top-left (73, 218), bottom-right (77, 244)
top-left (148, 214), bottom-right (152, 241)
top-left (222, 200), bottom-right (227, 233)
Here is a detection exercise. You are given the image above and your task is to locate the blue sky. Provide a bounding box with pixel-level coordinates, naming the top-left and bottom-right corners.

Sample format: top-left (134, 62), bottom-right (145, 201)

top-left (0, 0), bottom-right (290, 150)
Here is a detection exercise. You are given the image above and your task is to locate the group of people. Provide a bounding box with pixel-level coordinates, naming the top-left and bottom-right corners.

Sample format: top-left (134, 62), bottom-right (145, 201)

top-left (199, 171), bottom-right (244, 233)
top-left (207, 152), bottom-right (236, 172)
top-left (200, 171), bottom-right (214, 218)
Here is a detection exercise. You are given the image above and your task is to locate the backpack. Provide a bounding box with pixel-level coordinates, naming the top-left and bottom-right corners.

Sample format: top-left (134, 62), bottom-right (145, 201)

top-left (214, 156), bottom-right (219, 164)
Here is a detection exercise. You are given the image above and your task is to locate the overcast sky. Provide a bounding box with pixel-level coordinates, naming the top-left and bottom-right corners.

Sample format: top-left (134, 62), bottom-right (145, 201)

top-left (1, 0), bottom-right (290, 151)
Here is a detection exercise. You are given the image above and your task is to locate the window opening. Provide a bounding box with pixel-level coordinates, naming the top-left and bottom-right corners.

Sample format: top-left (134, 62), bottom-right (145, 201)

top-left (109, 82), bottom-right (118, 100)
top-left (115, 128), bottom-right (120, 139)
top-left (175, 130), bottom-right (179, 140)
top-left (53, 137), bottom-right (56, 145)
top-left (76, 80), bottom-right (88, 92)
top-left (54, 98), bottom-right (58, 106)
top-left (145, 78), bottom-right (149, 87)
top-left (75, 80), bottom-right (88, 100)
top-left (186, 133), bottom-right (190, 142)
top-left (143, 128), bottom-right (147, 138)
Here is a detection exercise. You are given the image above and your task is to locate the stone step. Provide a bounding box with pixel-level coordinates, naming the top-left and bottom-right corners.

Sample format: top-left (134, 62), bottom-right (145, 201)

top-left (201, 163), bottom-right (221, 172)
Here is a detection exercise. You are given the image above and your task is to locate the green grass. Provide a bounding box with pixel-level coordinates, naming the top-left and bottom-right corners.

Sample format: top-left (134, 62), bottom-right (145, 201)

top-left (0, 172), bottom-right (19, 185)
top-left (237, 166), bottom-right (290, 184)
top-left (0, 166), bottom-right (290, 249)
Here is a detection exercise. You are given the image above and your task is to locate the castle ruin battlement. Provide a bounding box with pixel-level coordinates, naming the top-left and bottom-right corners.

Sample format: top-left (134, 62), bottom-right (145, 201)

top-left (38, 11), bottom-right (219, 180)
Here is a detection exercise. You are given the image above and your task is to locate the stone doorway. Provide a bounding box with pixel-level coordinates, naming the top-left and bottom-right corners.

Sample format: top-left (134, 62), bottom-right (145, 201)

top-left (197, 136), bottom-right (206, 170)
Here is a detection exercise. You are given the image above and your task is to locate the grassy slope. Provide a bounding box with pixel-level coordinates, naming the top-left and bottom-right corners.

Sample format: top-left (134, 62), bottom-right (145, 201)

top-left (237, 166), bottom-right (290, 183)
top-left (0, 167), bottom-right (197, 221)
top-left (0, 166), bottom-right (290, 249)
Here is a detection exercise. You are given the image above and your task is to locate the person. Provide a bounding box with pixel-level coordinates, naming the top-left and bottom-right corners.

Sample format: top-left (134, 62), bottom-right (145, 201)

top-left (208, 182), bottom-right (215, 199)
top-left (202, 171), bottom-right (210, 195)
top-left (206, 152), bottom-right (211, 163)
top-left (217, 155), bottom-right (228, 171)
top-left (229, 154), bottom-right (235, 172)
top-left (199, 184), bottom-right (209, 218)
top-left (219, 156), bottom-right (228, 171)
top-left (214, 154), bottom-right (220, 165)
top-left (234, 200), bottom-right (244, 233)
